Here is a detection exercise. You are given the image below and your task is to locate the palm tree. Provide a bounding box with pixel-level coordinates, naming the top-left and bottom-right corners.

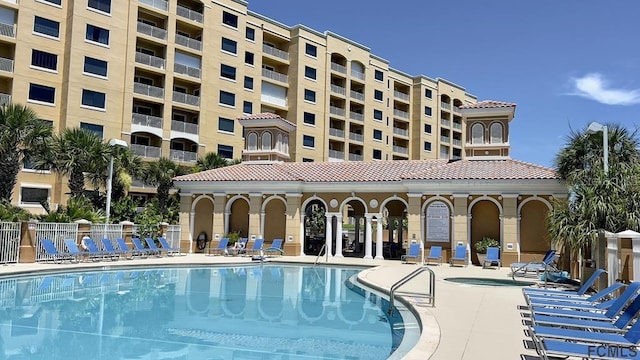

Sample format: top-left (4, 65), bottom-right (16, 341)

top-left (193, 152), bottom-right (239, 172)
top-left (109, 146), bottom-right (143, 202)
top-left (0, 103), bottom-right (52, 200)
top-left (142, 157), bottom-right (188, 217)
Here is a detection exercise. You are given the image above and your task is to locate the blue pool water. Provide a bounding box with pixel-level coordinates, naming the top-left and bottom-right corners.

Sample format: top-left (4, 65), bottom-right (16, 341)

top-left (0, 265), bottom-right (415, 359)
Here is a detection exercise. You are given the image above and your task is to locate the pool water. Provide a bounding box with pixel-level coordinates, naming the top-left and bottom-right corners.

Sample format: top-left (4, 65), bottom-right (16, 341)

top-left (0, 265), bottom-right (414, 359)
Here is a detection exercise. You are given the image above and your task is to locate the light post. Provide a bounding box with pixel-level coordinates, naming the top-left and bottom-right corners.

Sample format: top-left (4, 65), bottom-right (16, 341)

top-left (105, 139), bottom-right (128, 224)
top-left (587, 121), bottom-right (608, 175)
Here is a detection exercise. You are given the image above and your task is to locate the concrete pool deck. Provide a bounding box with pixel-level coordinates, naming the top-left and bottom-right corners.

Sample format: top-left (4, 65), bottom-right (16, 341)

top-left (0, 254), bottom-right (541, 360)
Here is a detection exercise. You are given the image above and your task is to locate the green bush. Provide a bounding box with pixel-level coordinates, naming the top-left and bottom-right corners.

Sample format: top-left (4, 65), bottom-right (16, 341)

top-left (474, 236), bottom-right (499, 254)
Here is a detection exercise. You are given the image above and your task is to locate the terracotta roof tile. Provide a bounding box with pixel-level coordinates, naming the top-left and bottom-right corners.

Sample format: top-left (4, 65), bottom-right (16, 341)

top-left (459, 100), bottom-right (517, 109)
top-left (236, 112), bottom-right (297, 128)
top-left (403, 159), bottom-right (556, 180)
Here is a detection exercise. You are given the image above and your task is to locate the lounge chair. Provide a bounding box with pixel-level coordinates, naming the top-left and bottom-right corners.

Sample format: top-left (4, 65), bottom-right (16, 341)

top-left (401, 243), bottom-right (421, 264)
top-left (158, 237), bottom-right (183, 256)
top-left (115, 238), bottom-right (145, 258)
top-left (425, 246), bottom-right (442, 265)
top-left (449, 244), bottom-right (467, 267)
top-left (101, 238), bottom-right (130, 260)
top-left (40, 239), bottom-right (74, 263)
top-left (523, 268), bottom-right (606, 297)
top-left (482, 246), bottom-right (501, 269)
top-left (264, 238), bottom-right (284, 257)
top-left (228, 238), bottom-right (248, 256)
top-left (208, 237), bottom-right (229, 256)
top-left (510, 250), bottom-right (558, 279)
top-left (131, 238), bottom-right (157, 257)
top-left (144, 238), bottom-right (165, 256)
top-left (63, 239), bottom-right (90, 262)
top-left (245, 238), bottom-right (265, 257)
top-left (84, 238), bottom-right (117, 261)
top-left (525, 282), bottom-right (625, 309)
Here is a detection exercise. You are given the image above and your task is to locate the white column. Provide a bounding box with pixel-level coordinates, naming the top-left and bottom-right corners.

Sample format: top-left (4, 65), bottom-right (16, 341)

top-left (335, 214), bottom-right (344, 258)
top-left (325, 212), bottom-right (334, 257)
top-left (375, 215), bottom-right (384, 260)
top-left (260, 211), bottom-right (265, 239)
top-left (224, 211), bottom-right (230, 235)
top-left (364, 214), bottom-right (373, 259)
top-left (299, 216), bottom-right (306, 256)
top-left (189, 210), bottom-right (195, 254)
top-left (633, 236), bottom-right (640, 282)
top-left (607, 233), bottom-right (619, 286)
top-left (517, 216), bottom-right (521, 262)
top-left (466, 213), bottom-right (472, 265)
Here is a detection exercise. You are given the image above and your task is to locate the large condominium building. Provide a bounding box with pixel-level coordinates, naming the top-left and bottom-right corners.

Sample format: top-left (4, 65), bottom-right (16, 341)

top-left (0, 0), bottom-right (480, 213)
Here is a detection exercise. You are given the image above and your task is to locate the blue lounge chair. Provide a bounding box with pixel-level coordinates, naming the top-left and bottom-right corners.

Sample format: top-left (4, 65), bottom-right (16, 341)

top-left (130, 237), bottom-right (156, 257)
top-left (101, 238), bottom-right (130, 260)
top-left (482, 246), bottom-right (501, 269)
top-left (245, 238), bottom-right (265, 257)
top-left (511, 250), bottom-right (558, 279)
top-left (449, 244), bottom-right (467, 267)
top-left (63, 239), bottom-right (90, 262)
top-left (523, 268), bottom-right (606, 297)
top-left (401, 243), bottom-right (421, 264)
top-left (425, 246), bottom-right (442, 265)
top-left (40, 239), bottom-right (74, 263)
top-left (526, 282), bottom-right (625, 309)
top-left (115, 238), bottom-right (144, 258)
top-left (264, 238), bottom-right (284, 257)
top-left (84, 238), bottom-right (116, 261)
top-left (158, 237), bottom-right (183, 256)
top-left (144, 238), bottom-right (164, 256)
top-left (208, 238), bottom-right (229, 256)
top-left (228, 238), bottom-right (248, 256)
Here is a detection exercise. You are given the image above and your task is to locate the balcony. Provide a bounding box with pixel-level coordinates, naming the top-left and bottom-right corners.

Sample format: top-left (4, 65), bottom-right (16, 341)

top-left (350, 90), bottom-right (364, 101)
top-left (454, 106), bottom-right (461, 113)
top-left (393, 109), bottom-right (409, 119)
top-left (351, 70), bottom-right (365, 81)
top-left (440, 136), bottom-right (450, 144)
top-left (170, 149), bottom-right (197, 163)
top-left (262, 44), bottom-right (289, 61)
top-left (393, 90), bottom-right (409, 102)
top-left (172, 92), bottom-right (200, 106)
top-left (175, 33), bottom-right (201, 51)
top-left (176, 4), bottom-right (203, 23)
top-left (137, 22), bottom-right (167, 40)
top-left (328, 149), bottom-right (344, 160)
top-left (135, 52), bottom-right (166, 70)
top-left (131, 144), bottom-right (161, 159)
top-left (329, 106), bottom-right (345, 117)
top-left (0, 22), bottom-right (16, 38)
top-left (174, 63), bottom-right (200, 79)
top-left (134, 83), bottom-right (165, 99)
top-left (0, 57), bottom-right (14, 73)
top-left (393, 127), bottom-right (408, 137)
top-left (261, 68), bottom-right (288, 84)
top-left (349, 112), bottom-right (364, 122)
top-left (440, 118), bottom-right (450, 127)
top-left (452, 139), bottom-right (462, 147)
top-left (329, 128), bottom-right (344, 138)
top-left (330, 84), bottom-right (346, 96)
top-left (441, 102), bottom-right (451, 110)
top-left (392, 145), bottom-right (408, 155)
top-left (132, 113), bottom-right (163, 129)
top-left (0, 93), bottom-right (10, 106)
top-left (349, 132), bottom-right (363, 142)
top-left (139, 0), bottom-right (168, 11)
top-left (330, 62), bottom-right (346, 75)
top-left (452, 122), bottom-right (462, 130)
top-left (171, 120), bottom-right (199, 135)
top-left (132, 178), bottom-right (154, 189)
top-left (348, 153), bottom-right (363, 161)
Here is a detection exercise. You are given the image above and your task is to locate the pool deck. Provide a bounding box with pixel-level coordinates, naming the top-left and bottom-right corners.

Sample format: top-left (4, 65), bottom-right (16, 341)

top-left (0, 254), bottom-right (541, 360)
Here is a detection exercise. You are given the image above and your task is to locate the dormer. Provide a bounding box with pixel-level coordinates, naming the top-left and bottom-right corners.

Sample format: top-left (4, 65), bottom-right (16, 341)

top-left (460, 100), bottom-right (516, 160)
top-left (237, 113), bottom-right (296, 162)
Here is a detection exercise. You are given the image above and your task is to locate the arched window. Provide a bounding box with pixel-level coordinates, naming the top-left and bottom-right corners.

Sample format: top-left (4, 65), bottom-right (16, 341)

top-left (261, 132), bottom-right (272, 151)
top-left (284, 135), bottom-right (289, 153)
top-left (490, 123), bottom-right (503, 143)
top-left (247, 133), bottom-right (257, 151)
top-left (471, 123), bottom-right (484, 144)
top-left (277, 133), bottom-right (283, 152)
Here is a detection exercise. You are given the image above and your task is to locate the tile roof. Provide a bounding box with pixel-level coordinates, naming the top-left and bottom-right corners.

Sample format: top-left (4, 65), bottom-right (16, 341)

top-left (174, 159), bottom-right (558, 183)
top-left (236, 112), bottom-right (297, 128)
top-left (459, 100), bottom-right (517, 109)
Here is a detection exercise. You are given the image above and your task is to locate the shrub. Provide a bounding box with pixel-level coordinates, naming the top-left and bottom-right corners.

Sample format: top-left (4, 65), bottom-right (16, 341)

top-left (474, 237), bottom-right (499, 254)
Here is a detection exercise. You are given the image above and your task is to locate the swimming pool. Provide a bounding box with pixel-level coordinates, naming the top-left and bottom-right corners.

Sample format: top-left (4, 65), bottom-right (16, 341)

top-left (0, 264), bottom-right (418, 359)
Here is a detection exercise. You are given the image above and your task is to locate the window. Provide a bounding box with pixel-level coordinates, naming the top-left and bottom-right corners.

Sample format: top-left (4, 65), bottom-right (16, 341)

top-left (31, 50), bottom-right (57, 71)
top-left (304, 66), bottom-right (316, 80)
top-left (88, 0), bottom-right (111, 14)
top-left (83, 57), bottom-right (107, 77)
top-left (80, 122), bottom-right (104, 138)
top-left (424, 124), bottom-right (432, 134)
top-left (244, 51), bottom-right (254, 65)
top-left (373, 109), bottom-right (383, 121)
top-left (20, 187), bottom-right (48, 205)
top-left (302, 158), bottom-right (314, 162)
top-left (221, 37), bottom-right (237, 54)
top-left (373, 149), bottom-right (382, 160)
top-left (41, 0), bottom-right (62, 5)
top-left (303, 135), bottom-right (315, 148)
top-left (247, 133), bottom-right (257, 150)
top-left (81, 89), bottom-right (106, 109)
top-left (304, 89), bottom-right (316, 103)
top-left (218, 117), bottom-right (235, 133)
top-left (305, 43), bottom-right (317, 57)
top-left (86, 24), bottom-right (109, 45)
top-left (33, 16), bottom-right (60, 38)
top-left (244, 76), bottom-right (253, 90)
top-left (424, 106), bottom-right (432, 116)
top-left (374, 89), bottom-right (383, 101)
top-left (373, 129), bottom-right (382, 140)
top-left (28, 83), bottom-right (55, 104)
top-left (243, 101), bottom-right (252, 114)
top-left (245, 27), bottom-right (255, 41)
top-left (222, 11), bottom-right (238, 28)
top-left (219, 90), bottom-right (235, 106)
top-left (217, 144), bottom-right (233, 159)
top-left (490, 123), bottom-right (503, 143)
top-left (374, 69), bottom-right (383, 81)
top-left (424, 142), bottom-right (432, 151)
top-left (425, 89), bottom-right (432, 98)
top-left (471, 123), bottom-right (484, 144)
top-left (261, 132), bottom-right (271, 150)
top-left (303, 112), bottom-right (315, 125)
top-left (220, 64), bottom-right (236, 80)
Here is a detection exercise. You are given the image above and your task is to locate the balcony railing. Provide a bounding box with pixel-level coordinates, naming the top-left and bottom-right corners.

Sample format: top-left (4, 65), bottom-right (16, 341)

top-left (174, 63), bottom-right (201, 78)
top-left (0, 22), bottom-right (16, 38)
top-left (172, 92), bottom-right (200, 106)
top-left (452, 139), bottom-right (462, 147)
top-left (392, 145), bottom-right (408, 155)
top-left (329, 106), bottom-right (345, 117)
top-left (176, 4), bottom-right (203, 23)
top-left (0, 93), bottom-right (11, 106)
top-left (170, 149), bottom-right (197, 163)
top-left (441, 102), bottom-right (451, 110)
top-left (393, 90), bottom-right (410, 101)
top-left (330, 84), bottom-right (346, 96)
top-left (328, 149), bottom-right (344, 159)
top-left (175, 33), bottom-right (202, 51)
top-left (137, 22), bottom-right (167, 40)
top-left (261, 68), bottom-right (288, 83)
top-left (393, 127), bottom-right (408, 137)
top-left (454, 106), bottom-right (461, 113)
top-left (440, 119), bottom-right (450, 127)
top-left (262, 44), bottom-right (289, 61)
top-left (0, 57), bottom-right (14, 72)
top-left (131, 144), bottom-right (161, 158)
top-left (171, 120), bottom-right (199, 134)
top-left (349, 132), bottom-right (363, 142)
top-left (349, 112), bottom-right (364, 122)
top-left (393, 109), bottom-right (409, 119)
top-left (329, 128), bottom-right (344, 138)
top-left (440, 136), bottom-right (450, 144)
top-left (132, 113), bottom-right (163, 128)
top-left (139, 0), bottom-right (168, 11)
top-left (351, 70), bottom-right (365, 81)
top-left (330, 62), bottom-right (346, 74)
top-left (348, 153), bottom-right (363, 161)
top-left (452, 122), bottom-right (462, 130)
top-left (133, 82), bottom-right (165, 99)
top-left (135, 52), bottom-right (166, 69)
top-left (132, 178), bottom-right (154, 188)
top-left (350, 90), bottom-right (364, 101)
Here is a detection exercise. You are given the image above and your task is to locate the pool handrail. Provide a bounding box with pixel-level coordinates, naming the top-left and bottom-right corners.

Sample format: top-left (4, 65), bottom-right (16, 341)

top-left (388, 265), bottom-right (435, 315)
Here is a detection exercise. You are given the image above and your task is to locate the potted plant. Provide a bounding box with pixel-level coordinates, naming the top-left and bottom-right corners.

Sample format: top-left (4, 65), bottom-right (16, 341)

top-left (474, 236), bottom-right (499, 264)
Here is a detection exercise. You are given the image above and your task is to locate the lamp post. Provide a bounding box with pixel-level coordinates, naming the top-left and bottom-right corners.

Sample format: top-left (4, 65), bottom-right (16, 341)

top-left (105, 139), bottom-right (128, 224)
top-left (587, 121), bottom-right (608, 175)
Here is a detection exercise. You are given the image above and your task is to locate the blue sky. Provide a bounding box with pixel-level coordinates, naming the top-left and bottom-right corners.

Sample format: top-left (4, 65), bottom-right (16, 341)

top-left (248, 1), bottom-right (640, 168)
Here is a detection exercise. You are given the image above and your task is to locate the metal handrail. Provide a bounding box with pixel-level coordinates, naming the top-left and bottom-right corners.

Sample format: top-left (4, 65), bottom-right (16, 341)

top-left (388, 265), bottom-right (435, 314)
top-left (314, 243), bottom-right (327, 266)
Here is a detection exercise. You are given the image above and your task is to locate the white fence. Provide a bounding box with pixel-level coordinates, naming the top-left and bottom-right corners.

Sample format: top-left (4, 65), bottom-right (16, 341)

top-left (34, 223), bottom-right (79, 263)
top-left (0, 222), bottom-right (20, 264)
top-left (90, 224), bottom-right (124, 243)
top-left (165, 224), bottom-right (181, 248)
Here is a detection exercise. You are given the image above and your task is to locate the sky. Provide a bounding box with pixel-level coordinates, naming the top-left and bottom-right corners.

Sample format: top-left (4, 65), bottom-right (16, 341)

top-left (248, 1), bottom-right (640, 168)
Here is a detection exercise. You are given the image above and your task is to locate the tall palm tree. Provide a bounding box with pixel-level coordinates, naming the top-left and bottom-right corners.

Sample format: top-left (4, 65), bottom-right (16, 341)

top-left (0, 103), bottom-right (52, 200)
top-left (142, 157), bottom-right (188, 217)
top-left (193, 152), bottom-right (239, 172)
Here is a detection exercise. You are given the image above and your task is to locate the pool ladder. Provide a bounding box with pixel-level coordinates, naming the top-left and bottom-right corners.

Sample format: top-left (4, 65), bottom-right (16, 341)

top-left (388, 265), bottom-right (436, 315)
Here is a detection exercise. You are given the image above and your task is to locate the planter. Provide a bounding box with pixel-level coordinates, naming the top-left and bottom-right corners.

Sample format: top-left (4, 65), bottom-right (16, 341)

top-left (477, 253), bottom-right (487, 265)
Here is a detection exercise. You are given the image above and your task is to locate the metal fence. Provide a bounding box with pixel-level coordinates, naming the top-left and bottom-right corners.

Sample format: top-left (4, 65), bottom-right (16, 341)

top-left (165, 225), bottom-right (181, 248)
top-left (89, 224), bottom-right (124, 244)
top-left (34, 222), bottom-right (79, 262)
top-left (0, 222), bottom-right (21, 264)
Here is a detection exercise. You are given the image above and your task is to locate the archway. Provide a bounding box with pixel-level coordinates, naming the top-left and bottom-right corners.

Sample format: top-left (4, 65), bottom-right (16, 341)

top-left (381, 199), bottom-right (407, 259)
top-left (192, 195), bottom-right (214, 253)
top-left (342, 199), bottom-right (367, 257)
top-left (519, 198), bottom-right (552, 260)
top-left (263, 196), bottom-right (286, 243)
top-left (303, 199), bottom-right (326, 255)
top-left (470, 198), bottom-right (501, 265)
top-left (228, 197), bottom-right (249, 239)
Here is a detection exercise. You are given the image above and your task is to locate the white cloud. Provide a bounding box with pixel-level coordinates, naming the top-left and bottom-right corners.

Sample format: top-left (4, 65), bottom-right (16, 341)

top-left (569, 73), bottom-right (640, 105)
